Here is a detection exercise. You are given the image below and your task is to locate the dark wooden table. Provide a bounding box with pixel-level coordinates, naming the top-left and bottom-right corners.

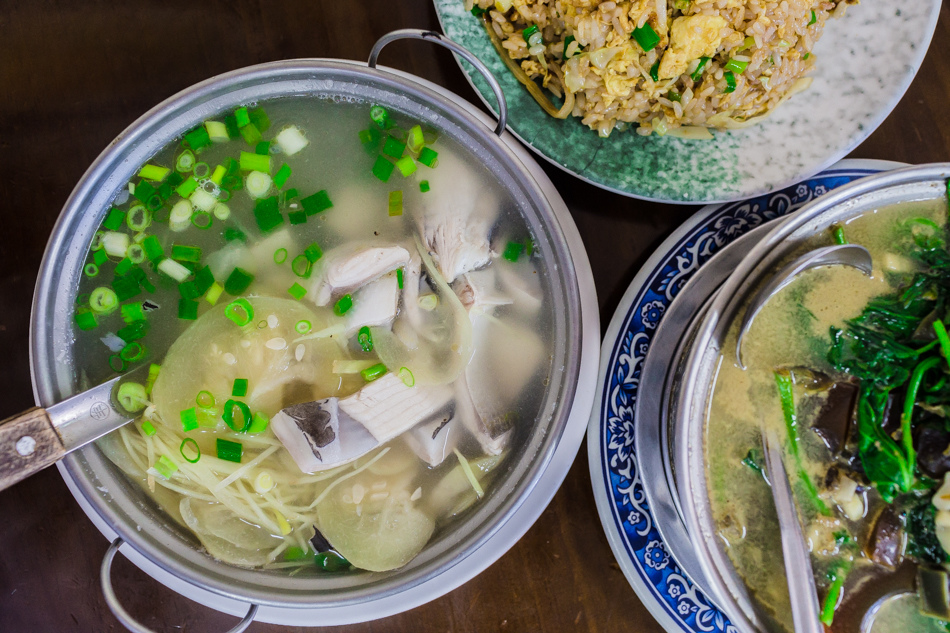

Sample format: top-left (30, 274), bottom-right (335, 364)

top-left (1, 2), bottom-right (947, 631)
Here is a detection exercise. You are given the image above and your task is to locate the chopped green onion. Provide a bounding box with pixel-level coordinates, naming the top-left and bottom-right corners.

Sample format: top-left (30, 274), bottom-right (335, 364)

top-left (247, 412), bottom-right (269, 434)
top-left (360, 363), bottom-right (388, 382)
top-left (232, 378), bottom-right (249, 397)
top-left (254, 141), bottom-right (271, 156)
top-left (176, 150), bottom-right (196, 173)
top-left (142, 236), bottom-right (164, 262)
top-left (723, 71), bottom-right (737, 93)
top-left (724, 58), bottom-right (749, 74)
top-left (831, 225), bottom-right (847, 245)
top-left (650, 59), bottom-right (660, 82)
top-left (396, 268), bottom-right (404, 289)
top-left (691, 56), bottom-right (710, 82)
top-left (522, 24), bottom-right (539, 39)
top-left (803, 52), bottom-right (811, 60)
top-left (102, 208), bottom-right (125, 231)
top-left (292, 254), bottom-right (312, 278)
top-left (111, 275), bottom-right (141, 302)
top-left (274, 163), bottom-right (292, 188)
top-left (358, 326), bottom-right (373, 352)
top-left (245, 171), bottom-right (273, 199)
top-left (809, 9), bottom-right (817, 25)
top-left (667, 91), bottom-right (682, 103)
top-left (304, 242), bottom-right (323, 263)
top-left (406, 125), bottom-right (425, 153)
top-left (288, 282), bottom-right (307, 300)
top-left (239, 123), bottom-right (262, 145)
top-left (145, 363), bottom-right (160, 394)
top-left (216, 438), bottom-right (243, 463)
top-left (471, 5), bottom-right (485, 16)
top-left (418, 294), bottom-right (438, 311)
top-left (158, 258), bottom-right (192, 282)
top-left (93, 249), bottom-right (108, 266)
top-left (274, 248), bottom-right (288, 264)
top-left (138, 164), bottom-right (169, 181)
top-left (184, 126), bottom-right (211, 151)
top-left (503, 241), bottom-right (525, 262)
top-left (180, 438), bottom-right (201, 463)
top-left (417, 147), bottom-right (439, 168)
top-left (117, 382), bottom-right (148, 412)
top-left (395, 155), bottom-right (417, 177)
top-left (249, 107), bottom-right (270, 133)
top-left (372, 156), bottom-right (395, 182)
top-left (359, 126), bottom-right (382, 152)
top-left (141, 420), bottom-right (156, 436)
top-left (288, 210), bottom-right (307, 225)
top-left (75, 310), bottom-right (98, 331)
top-left (115, 257), bottom-right (134, 277)
top-left (315, 551), bottom-right (350, 572)
top-left (383, 136), bottom-right (406, 159)
top-left (562, 35), bottom-right (578, 59)
top-left (178, 298), bottom-right (199, 320)
top-left (133, 181), bottom-right (156, 203)
top-left (205, 120), bottom-right (229, 143)
top-left (102, 231), bottom-right (131, 258)
top-left (109, 354), bottom-right (127, 373)
top-left (127, 243), bottom-right (146, 264)
top-left (171, 244), bottom-right (202, 262)
top-left (224, 267), bottom-right (255, 295)
top-left (196, 390), bottom-right (215, 408)
top-left (154, 455), bottom-right (178, 479)
top-left (225, 298), bottom-right (254, 326)
top-left (419, 180), bottom-right (430, 193)
top-left (192, 266), bottom-right (215, 295)
top-left (388, 190), bottom-right (403, 216)
top-left (234, 107), bottom-right (250, 128)
top-left (301, 190), bottom-right (333, 215)
top-left (121, 303), bottom-right (146, 323)
top-left (253, 196), bottom-right (282, 232)
top-left (205, 281), bottom-right (223, 305)
top-left (191, 211), bottom-right (212, 229)
top-left (632, 23), bottom-right (660, 51)
top-left (334, 294), bottom-right (353, 316)
top-left (181, 407), bottom-right (198, 432)
top-left (293, 320), bottom-right (312, 336)
top-left (117, 320), bottom-right (148, 343)
top-left (210, 164), bottom-right (226, 185)
top-left (119, 341), bottom-right (146, 362)
top-left (370, 105), bottom-right (390, 129)
top-left (398, 367), bottom-right (415, 387)
top-left (223, 399), bottom-right (252, 432)
top-left (89, 287), bottom-right (119, 315)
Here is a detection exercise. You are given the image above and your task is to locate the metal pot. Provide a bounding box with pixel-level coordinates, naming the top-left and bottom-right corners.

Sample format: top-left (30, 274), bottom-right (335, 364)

top-left (637, 164), bottom-right (950, 632)
top-left (29, 30), bottom-right (599, 631)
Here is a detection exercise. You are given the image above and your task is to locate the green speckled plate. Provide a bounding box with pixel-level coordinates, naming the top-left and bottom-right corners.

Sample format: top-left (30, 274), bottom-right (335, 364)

top-left (434, 0), bottom-right (940, 203)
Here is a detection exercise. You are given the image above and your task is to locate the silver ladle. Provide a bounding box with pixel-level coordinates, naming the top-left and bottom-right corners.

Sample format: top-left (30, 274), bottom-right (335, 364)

top-left (737, 243), bottom-right (873, 632)
top-left (735, 243), bottom-right (873, 368)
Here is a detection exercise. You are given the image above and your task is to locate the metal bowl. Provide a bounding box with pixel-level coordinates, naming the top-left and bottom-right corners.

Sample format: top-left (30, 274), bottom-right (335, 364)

top-left (29, 31), bottom-right (598, 630)
top-left (639, 164), bottom-right (950, 632)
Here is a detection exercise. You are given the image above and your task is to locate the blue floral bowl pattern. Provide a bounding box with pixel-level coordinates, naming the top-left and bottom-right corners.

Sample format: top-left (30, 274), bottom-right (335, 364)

top-left (589, 162), bottom-right (889, 632)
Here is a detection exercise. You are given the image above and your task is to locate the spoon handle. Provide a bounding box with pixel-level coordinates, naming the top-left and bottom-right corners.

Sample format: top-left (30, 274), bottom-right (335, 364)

top-left (0, 407), bottom-right (65, 491)
top-left (763, 429), bottom-right (825, 633)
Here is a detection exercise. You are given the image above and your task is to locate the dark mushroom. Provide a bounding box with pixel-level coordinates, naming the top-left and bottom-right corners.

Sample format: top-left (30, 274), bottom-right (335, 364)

top-left (918, 565), bottom-right (950, 621)
top-left (865, 506), bottom-right (905, 569)
top-left (812, 382), bottom-right (858, 455)
top-left (915, 423), bottom-right (950, 480)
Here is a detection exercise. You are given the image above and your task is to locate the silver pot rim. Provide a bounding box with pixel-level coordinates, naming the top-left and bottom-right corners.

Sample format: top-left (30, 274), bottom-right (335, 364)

top-left (672, 163), bottom-right (950, 631)
top-left (29, 57), bottom-right (588, 617)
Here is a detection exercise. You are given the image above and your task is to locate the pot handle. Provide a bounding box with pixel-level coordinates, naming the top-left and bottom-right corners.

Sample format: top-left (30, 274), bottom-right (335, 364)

top-left (101, 538), bottom-right (259, 633)
top-left (368, 29), bottom-right (508, 137)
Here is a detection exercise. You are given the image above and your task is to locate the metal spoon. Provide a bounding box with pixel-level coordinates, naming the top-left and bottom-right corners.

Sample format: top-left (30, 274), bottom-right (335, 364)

top-left (736, 244), bottom-right (873, 368)
top-left (762, 428), bottom-right (825, 633)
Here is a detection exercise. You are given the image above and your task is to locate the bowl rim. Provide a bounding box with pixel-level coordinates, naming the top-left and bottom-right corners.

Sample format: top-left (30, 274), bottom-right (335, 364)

top-left (30, 59), bottom-right (599, 624)
top-left (673, 163), bottom-right (950, 631)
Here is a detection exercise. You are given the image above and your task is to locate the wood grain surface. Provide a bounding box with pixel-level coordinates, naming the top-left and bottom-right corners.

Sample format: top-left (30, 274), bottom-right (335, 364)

top-left (0, 1), bottom-right (948, 632)
top-left (0, 407), bottom-right (63, 493)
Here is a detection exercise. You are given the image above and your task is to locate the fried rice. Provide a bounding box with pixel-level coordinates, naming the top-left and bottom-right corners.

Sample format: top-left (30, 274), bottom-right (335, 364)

top-left (467, 0), bottom-right (857, 138)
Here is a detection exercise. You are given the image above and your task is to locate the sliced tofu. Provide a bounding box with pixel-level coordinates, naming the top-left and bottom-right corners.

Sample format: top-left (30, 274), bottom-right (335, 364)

top-left (345, 273), bottom-right (400, 335)
top-left (340, 373), bottom-right (453, 442)
top-left (310, 245), bottom-right (411, 306)
top-left (658, 15), bottom-right (728, 80)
